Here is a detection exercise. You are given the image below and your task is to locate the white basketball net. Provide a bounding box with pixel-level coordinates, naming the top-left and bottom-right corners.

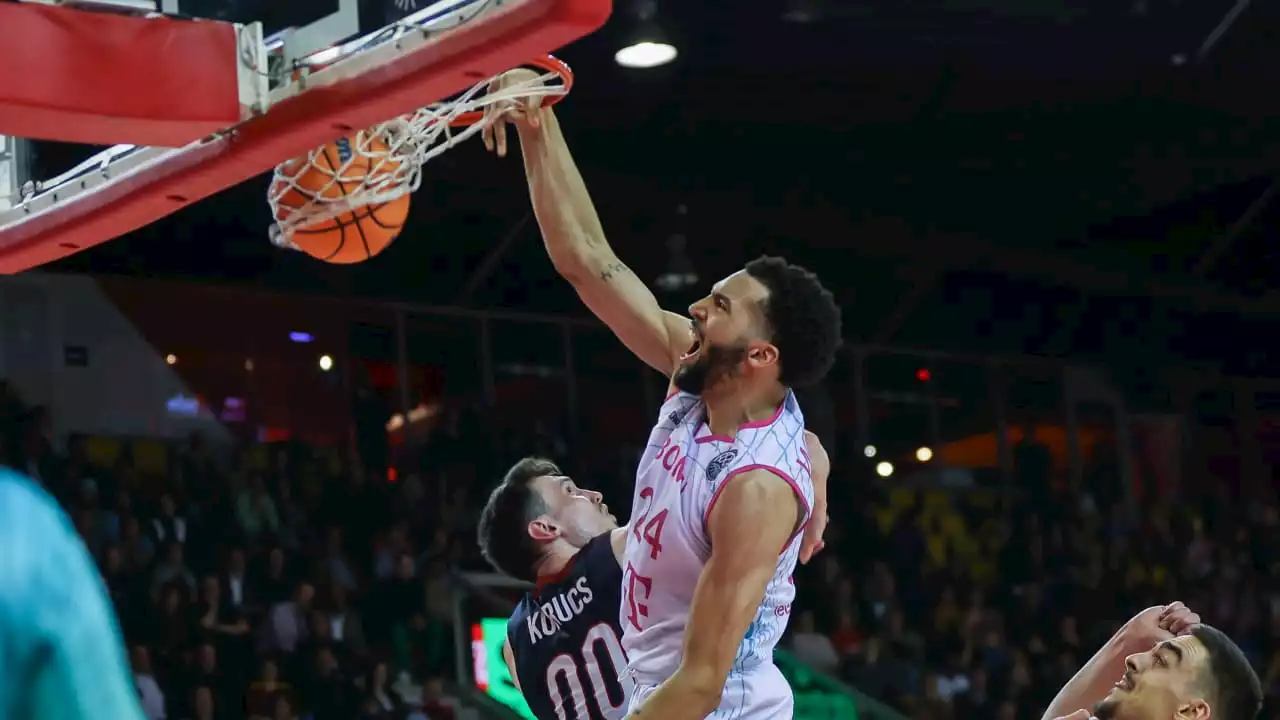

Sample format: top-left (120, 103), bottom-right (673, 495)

top-left (267, 68), bottom-right (566, 248)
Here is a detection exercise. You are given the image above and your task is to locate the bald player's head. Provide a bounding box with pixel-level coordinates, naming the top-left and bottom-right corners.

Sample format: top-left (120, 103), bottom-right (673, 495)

top-left (1092, 625), bottom-right (1261, 720)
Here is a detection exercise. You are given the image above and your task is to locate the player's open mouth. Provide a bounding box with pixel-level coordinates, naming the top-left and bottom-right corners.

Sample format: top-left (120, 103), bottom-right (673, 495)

top-left (680, 340), bottom-right (702, 365)
top-left (679, 324), bottom-right (703, 365)
top-left (1114, 674), bottom-right (1135, 691)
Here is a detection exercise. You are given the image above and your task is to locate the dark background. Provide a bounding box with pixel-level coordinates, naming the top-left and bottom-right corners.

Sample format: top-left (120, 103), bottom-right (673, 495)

top-left (32, 0), bottom-right (1280, 378)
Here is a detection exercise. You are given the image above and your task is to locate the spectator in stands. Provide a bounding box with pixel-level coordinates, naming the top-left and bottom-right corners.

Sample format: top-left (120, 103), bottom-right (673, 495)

top-left (236, 473), bottom-right (280, 541)
top-left (219, 547), bottom-right (253, 614)
top-left (189, 685), bottom-right (216, 720)
top-left (245, 658), bottom-right (291, 719)
top-left (419, 677), bottom-right (457, 720)
top-left (790, 610), bottom-right (840, 673)
top-left (323, 526), bottom-right (360, 592)
top-left (150, 584), bottom-right (193, 668)
top-left (325, 584), bottom-right (369, 660)
top-left (151, 492), bottom-right (189, 545)
top-left (360, 661), bottom-right (405, 718)
top-left (151, 540), bottom-right (196, 597)
top-left (133, 645), bottom-right (167, 720)
top-left (261, 580), bottom-right (314, 655)
top-left (121, 513), bottom-right (157, 572)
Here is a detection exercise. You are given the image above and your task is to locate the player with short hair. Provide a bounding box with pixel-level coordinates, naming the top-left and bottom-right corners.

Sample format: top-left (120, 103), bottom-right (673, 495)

top-left (0, 468), bottom-right (147, 719)
top-left (484, 73), bottom-right (843, 719)
top-left (479, 431), bottom-right (830, 720)
top-left (1043, 602), bottom-right (1262, 720)
top-left (480, 457), bottom-right (628, 720)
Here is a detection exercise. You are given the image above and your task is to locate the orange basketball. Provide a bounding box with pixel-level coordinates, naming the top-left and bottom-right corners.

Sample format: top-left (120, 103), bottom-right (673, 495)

top-left (270, 133), bottom-right (411, 264)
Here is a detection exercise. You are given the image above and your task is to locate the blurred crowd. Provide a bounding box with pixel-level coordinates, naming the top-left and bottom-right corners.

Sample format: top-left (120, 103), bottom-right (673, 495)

top-left (789, 432), bottom-right (1280, 720)
top-left (1, 372), bottom-right (1277, 720)
top-left (0, 382), bottom-right (484, 720)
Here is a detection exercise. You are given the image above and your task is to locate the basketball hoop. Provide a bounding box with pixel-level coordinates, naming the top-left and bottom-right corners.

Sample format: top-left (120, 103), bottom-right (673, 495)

top-left (267, 55), bottom-right (572, 251)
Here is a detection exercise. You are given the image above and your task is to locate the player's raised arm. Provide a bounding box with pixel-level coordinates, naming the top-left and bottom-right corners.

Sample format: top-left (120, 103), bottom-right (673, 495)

top-left (484, 74), bottom-right (690, 375)
top-left (1040, 603), bottom-right (1199, 720)
top-left (624, 469), bottom-right (802, 720)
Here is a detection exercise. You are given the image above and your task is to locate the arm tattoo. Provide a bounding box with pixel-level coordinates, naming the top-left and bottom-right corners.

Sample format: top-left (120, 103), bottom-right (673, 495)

top-left (599, 262), bottom-right (629, 282)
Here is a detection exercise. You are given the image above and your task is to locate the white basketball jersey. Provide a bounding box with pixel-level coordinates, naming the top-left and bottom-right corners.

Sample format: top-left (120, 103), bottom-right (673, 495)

top-left (620, 388), bottom-right (814, 718)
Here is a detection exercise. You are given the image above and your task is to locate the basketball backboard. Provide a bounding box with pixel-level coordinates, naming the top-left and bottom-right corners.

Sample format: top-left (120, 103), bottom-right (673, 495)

top-left (0, 0), bottom-right (609, 272)
top-left (0, 137), bottom-right (32, 214)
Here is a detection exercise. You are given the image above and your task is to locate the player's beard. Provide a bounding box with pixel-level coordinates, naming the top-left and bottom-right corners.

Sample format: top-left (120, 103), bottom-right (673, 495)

top-left (1092, 695), bottom-right (1119, 720)
top-left (673, 341), bottom-right (748, 395)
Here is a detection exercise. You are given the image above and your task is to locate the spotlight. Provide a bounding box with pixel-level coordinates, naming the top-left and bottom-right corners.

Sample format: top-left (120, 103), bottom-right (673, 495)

top-left (615, 0), bottom-right (677, 69)
top-left (615, 41), bottom-right (677, 68)
top-left (876, 461), bottom-right (894, 478)
top-left (319, 355), bottom-right (333, 372)
top-left (863, 445), bottom-right (878, 458)
top-left (916, 447), bottom-right (934, 462)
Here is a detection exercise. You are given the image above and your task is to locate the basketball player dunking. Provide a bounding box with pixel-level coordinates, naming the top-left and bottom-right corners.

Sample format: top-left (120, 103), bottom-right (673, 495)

top-left (484, 71), bottom-right (843, 719)
top-left (477, 432), bottom-right (828, 719)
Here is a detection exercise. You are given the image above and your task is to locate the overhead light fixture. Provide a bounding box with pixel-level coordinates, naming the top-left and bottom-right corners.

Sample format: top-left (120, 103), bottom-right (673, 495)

top-left (615, 0), bottom-right (677, 69)
top-left (876, 461), bottom-right (894, 478)
top-left (615, 41), bottom-right (677, 69)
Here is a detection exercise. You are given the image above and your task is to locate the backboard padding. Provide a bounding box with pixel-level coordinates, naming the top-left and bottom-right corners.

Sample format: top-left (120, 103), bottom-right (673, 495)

top-left (0, 2), bottom-right (244, 147)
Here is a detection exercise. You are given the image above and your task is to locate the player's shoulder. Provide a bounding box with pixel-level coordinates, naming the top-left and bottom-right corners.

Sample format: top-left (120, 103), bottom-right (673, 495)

top-left (0, 467), bottom-right (56, 506)
top-left (0, 470), bottom-right (86, 627)
top-left (735, 393), bottom-right (810, 461)
top-left (0, 469), bottom-right (71, 546)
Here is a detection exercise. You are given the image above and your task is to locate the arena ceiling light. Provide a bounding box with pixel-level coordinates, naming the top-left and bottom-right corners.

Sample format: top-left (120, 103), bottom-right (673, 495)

top-left (615, 0), bottom-right (677, 68)
top-left (615, 40), bottom-right (677, 68)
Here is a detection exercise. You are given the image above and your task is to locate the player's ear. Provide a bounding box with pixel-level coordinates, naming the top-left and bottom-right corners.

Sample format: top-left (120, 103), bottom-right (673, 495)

top-left (746, 339), bottom-right (779, 370)
top-left (527, 518), bottom-right (559, 541)
top-left (1176, 699), bottom-right (1210, 720)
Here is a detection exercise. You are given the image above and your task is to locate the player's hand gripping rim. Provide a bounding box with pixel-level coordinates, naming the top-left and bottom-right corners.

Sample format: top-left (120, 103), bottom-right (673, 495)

top-left (482, 68), bottom-right (545, 158)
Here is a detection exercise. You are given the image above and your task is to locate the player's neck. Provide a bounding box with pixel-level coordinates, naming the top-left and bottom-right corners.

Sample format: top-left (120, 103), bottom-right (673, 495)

top-left (533, 543), bottom-right (577, 584)
top-left (702, 381), bottom-right (787, 438)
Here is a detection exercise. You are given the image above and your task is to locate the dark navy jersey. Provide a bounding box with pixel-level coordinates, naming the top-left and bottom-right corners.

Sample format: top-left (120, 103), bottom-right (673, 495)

top-left (508, 532), bottom-right (631, 720)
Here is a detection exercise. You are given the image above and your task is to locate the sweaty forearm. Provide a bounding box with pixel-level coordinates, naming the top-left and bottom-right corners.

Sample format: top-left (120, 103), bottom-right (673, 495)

top-left (518, 110), bottom-right (616, 281)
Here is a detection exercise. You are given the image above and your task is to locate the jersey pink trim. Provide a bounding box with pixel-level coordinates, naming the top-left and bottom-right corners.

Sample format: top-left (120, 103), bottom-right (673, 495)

top-left (694, 401), bottom-right (787, 444)
top-left (702, 464), bottom-right (812, 555)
